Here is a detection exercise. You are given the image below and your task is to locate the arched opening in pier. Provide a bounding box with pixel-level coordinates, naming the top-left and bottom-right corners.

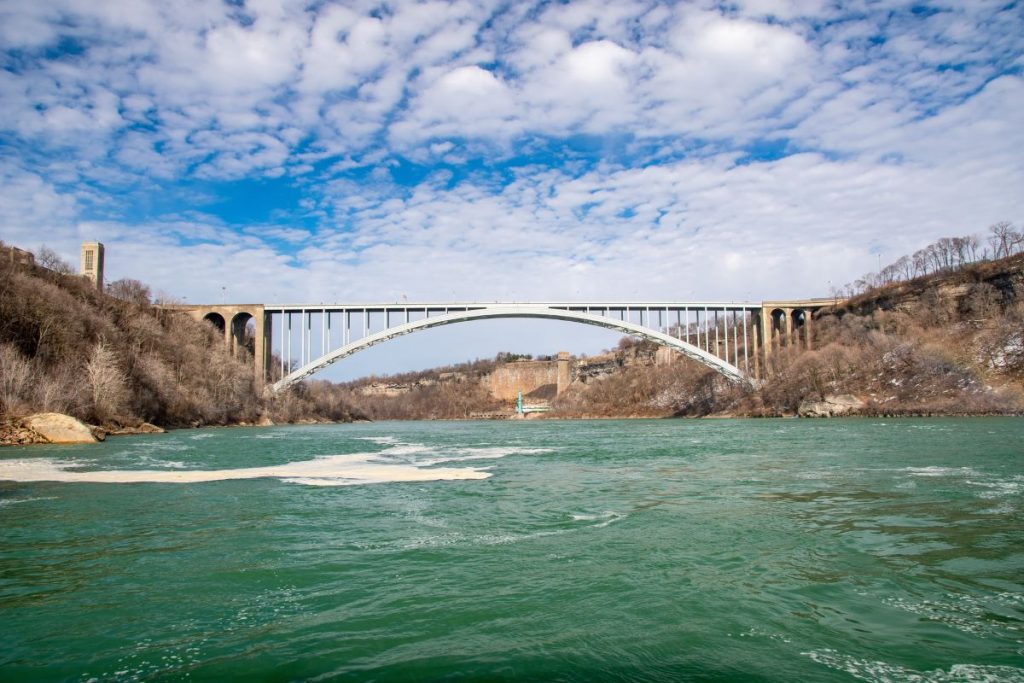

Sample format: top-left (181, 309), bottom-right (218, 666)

top-left (770, 308), bottom-right (786, 342)
top-left (791, 309), bottom-right (806, 329)
top-left (203, 312), bottom-right (226, 334)
top-left (231, 312), bottom-right (256, 359)
top-left (791, 309), bottom-right (808, 347)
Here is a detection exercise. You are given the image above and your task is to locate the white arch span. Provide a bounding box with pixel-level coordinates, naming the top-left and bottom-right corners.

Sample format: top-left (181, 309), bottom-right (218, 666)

top-left (270, 306), bottom-right (752, 393)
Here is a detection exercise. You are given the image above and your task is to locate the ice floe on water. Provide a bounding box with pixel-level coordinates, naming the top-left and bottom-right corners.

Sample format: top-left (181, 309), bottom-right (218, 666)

top-left (0, 440), bottom-right (551, 487)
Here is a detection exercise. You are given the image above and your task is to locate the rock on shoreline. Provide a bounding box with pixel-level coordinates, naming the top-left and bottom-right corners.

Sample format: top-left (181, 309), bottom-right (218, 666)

top-left (797, 394), bottom-right (866, 418)
top-left (0, 414), bottom-right (167, 446)
top-left (22, 413), bottom-right (99, 444)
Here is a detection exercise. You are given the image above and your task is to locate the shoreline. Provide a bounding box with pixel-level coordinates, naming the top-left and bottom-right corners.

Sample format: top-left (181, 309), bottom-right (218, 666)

top-left (4, 410), bottom-right (1021, 448)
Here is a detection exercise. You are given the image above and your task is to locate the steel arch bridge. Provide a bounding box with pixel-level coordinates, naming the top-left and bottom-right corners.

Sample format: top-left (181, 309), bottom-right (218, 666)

top-left (168, 299), bottom-right (834, 393)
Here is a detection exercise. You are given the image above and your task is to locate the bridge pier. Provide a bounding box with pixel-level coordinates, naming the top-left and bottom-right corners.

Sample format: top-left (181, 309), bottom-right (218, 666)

top-left (758, 300), bottom-right (829, 376)
top-left (170, 304), bottom-right (271, 389)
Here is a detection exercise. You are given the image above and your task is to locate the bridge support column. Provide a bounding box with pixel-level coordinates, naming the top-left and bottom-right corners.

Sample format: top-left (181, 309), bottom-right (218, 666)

top-left (760, 307), bottom-right (775, 375)
top-left (751, 314), bottom-right (761, 380)
top-left (175, 304), bottom-right (268, 389)
top-left (556, 351), bottom-right (571, 395)
top-left (760, 300), bottom-right (833, 377)
top-left (261, 314), bottom-right (273, 386)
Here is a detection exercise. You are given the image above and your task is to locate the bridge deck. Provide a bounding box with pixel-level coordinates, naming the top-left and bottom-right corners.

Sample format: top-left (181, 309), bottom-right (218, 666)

top-left (264, 301), bottom-right (763, 312)
top-left (167, 299), bottom-right (836, 392)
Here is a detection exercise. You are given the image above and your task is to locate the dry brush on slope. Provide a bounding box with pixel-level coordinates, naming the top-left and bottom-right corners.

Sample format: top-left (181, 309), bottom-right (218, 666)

top-left (0, 250), bottom-right (261, 428)
top-left (0, 244), bottom-right (364, 433)
top-left (333, 358), bottom-right (504, 420)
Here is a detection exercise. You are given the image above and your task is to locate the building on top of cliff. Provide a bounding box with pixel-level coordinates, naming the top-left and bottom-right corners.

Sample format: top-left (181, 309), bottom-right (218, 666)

top-left (3, 244), bottom-right (35, 268)
top-left (80, 242), bottom-right (105, 291)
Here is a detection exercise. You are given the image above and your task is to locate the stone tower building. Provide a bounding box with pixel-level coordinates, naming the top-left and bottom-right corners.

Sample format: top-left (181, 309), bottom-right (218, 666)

top-left (80, 242), bottom-right (105, 291)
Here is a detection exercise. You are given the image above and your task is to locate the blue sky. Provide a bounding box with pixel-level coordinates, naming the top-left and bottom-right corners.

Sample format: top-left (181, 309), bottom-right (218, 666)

top-left (1, 0), bottom-right (1023, 379)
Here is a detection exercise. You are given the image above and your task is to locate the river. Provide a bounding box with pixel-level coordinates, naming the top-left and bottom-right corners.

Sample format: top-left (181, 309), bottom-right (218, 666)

top-left (1, 418), bottom-right (1022, 681)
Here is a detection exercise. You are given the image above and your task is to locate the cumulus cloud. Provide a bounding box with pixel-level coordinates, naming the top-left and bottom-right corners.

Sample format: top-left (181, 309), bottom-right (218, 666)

top-left (1, 0), bottom-right (1023, 376)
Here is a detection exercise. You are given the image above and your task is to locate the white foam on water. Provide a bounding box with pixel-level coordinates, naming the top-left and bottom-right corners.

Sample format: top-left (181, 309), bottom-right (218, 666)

top-left (401, 508), bottom-right (626, 550)
top-left (0, 452), bottom-right (492, 486)
top-left (416, 446), bottom-right (554, 467)
top-left (572, 511), bottom-right (625, 527)
top-left (474, 528), bottom-right (574, 546)
top-left (882, 592), bottom-right (1020, 639)
top-left (967, 479), bottom-right (1021, 498)
top-left (355, 436), bottom-right (401, 445)
top-left (803, 649), bottom-right (1024, 682)
top-left (0, 496), bottom-right (58, 507)
top-left (903, 466), bottom-right (979, 477)
top-left (591, 511), bottom-right (625, 528)
top-left (455, 446), bottom-right (553, 456)
top-left (0, 438), bottom-right (557, 487)
top-left (134, 457), bottom-right (189, 470)
top-left (738, 626), bottom-right (791, 643)
top-left (378, 444), bottom-right (435, 458)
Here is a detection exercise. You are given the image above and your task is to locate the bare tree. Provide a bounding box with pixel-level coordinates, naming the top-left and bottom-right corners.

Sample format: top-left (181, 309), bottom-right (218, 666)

top-left (107, 278), bottom-right (152, 305)
top-left (86, 341), bottom-right (129, 422)
top-left (35, 246), bottom-right (74, 274)
top-left (34, 364), bottom-right (79, 414)
top-left (963, 234), bottom-right (981, 262)
top-left (894, 255), bottom-right (913, 280)
top-left (0, 343), bottom-right (32, 415)
top-left (989, 222), bottom-right (1015, 259)
top-left (1009, 226), bottom-right (1024, 256)
top-left (911, 249), bottom-right (929, 276)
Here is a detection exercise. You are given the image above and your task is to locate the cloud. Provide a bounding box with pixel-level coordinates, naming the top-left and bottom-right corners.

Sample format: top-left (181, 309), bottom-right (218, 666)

top-left (0, 0), bottom-right (1022, 379)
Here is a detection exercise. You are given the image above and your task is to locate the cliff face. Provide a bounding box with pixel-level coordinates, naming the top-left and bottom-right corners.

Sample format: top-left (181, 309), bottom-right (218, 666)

top-left (486, 359), bottom-right (560, 400)
top-left (573, 345), bottom-right (675, 383)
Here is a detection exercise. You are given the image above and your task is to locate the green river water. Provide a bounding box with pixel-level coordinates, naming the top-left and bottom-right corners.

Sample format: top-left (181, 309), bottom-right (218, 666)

top-left (0, 418), bottom-right (1022, 681)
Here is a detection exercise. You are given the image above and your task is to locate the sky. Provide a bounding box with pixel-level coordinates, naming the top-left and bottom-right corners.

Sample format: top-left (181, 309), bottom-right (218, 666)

top-left (1, 0), bottom-right (1022, 379)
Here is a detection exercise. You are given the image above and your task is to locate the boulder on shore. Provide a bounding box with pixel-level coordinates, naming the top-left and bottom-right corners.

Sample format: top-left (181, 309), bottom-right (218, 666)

top-left (24, 413), bottom-right (99, 444)
top-left (797, 394), bottom-right (866, 418)
top-left (106, 422), bottom-right (166, 436)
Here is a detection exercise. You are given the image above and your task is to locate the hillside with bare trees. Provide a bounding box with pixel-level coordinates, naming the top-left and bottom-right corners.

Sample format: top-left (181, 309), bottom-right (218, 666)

top-left (4, 225), bottom-right (1021, 439)
top-left (0, 243), bottom-right (364, 442)
top-left (332, 246), bottom-right (1024, 420)
top-left (670, 248), bottom-right (1024, 418)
